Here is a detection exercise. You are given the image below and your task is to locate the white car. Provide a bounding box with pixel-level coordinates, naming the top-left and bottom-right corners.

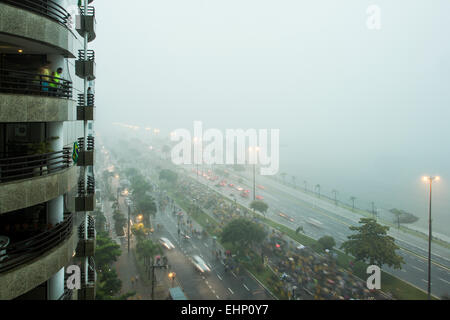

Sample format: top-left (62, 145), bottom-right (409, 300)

top-left (191, 255), bottom-right (211, 273)
top-left (159, 237), bottom-right (175, 250)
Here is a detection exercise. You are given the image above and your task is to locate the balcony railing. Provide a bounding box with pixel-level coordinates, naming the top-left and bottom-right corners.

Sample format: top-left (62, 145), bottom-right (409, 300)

top-left (78, 93), bottom-right (95, 107)
top-left (78, 50), bottom-right (95, 61)
top-left (0, 68), bottom-right (73, 99)
top-left (81, 256), bottom-right (96, 284)
top-left (78, 136), bottom-right (95, 151)
top-left (0, 213), bottom-right (73, 273)
top-left (78, 215), bottom-right (95, 239)
top-left (79, 6), bottom-right (95, 17)
top-left (0, 0), bottom-right (71, 27)
top-left (0, 148), bottom-right (71, 184)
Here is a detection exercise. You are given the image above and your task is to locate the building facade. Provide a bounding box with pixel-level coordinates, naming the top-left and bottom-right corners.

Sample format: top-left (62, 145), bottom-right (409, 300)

top-left (0, 0), bottom-right (96, 300)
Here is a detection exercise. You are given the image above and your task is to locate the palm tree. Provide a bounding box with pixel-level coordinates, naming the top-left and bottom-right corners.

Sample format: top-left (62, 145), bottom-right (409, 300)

top-left (332, 189), bottom-right (338, 205)
top-left (350, 196), bottom-right (356, 211)
top-left (315, 184), bottom-right (321, 198)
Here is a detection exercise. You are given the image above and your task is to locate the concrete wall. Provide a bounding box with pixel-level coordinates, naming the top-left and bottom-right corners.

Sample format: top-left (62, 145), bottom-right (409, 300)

top-left (0, 94), bottom-right (77, 122)
top-left (0, 3), bottom-right (78, 58)
top-left (0, 166), bottom-right (78, 215)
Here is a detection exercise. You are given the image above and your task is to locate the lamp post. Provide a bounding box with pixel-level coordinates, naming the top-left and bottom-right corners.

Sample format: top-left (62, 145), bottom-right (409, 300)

top-left (249, 146), bottom-right (260, 201)
top-left (168, 272), bottom-right (176, 288)
top-left (422, 175), bottom-right (440, 300)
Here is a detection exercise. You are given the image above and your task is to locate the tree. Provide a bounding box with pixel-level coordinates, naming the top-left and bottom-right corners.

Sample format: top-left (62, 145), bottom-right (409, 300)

top-left (136, 239), bottom-right (163, 263)
top-left (341, 218), bottom-right (404, 269)
top-left (250, 200), bottom-right (269, 217)
top-left (95, 231), bottom-right (121, 271)
top-left (159, 169), bottom-right (178, 184)
top-left (136, 194), bottom-right (157, 226)
top-left (318, 236), bottom-right (336, 250)
top-left (295, 226), bottom-right (304, 234)
top-left (221, 218), bottom-right (267, 249)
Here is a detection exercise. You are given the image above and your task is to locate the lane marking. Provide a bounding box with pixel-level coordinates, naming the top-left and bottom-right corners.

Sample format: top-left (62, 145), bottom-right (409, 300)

top-left (216, 295), bottom-right (220, 299)
top-left (231, 271), bottom-right (237, 278)
top-left (243, 284), bottom-right (250, 291)
top-left (412, 266), bottom-right (424, 272)
top-left (228, 288), bottom-right (234, 295)
top-left (439, 278), bottom-right (450, 285)
top-left (217, 274), bottom-right (222, 280)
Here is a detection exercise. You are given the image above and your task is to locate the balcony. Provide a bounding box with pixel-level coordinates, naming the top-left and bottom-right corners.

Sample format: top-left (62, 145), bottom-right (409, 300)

top-left (0, 69), bottom-right (77, 122)
top-left (75, 175), bottom-right (95, 212)
top-left (0, 1), bottom-right (77, 58)
top-left (76, 215), bottom-right (96, 257)
top-left (0, 149), bottom-right (77, 214)
top-left (79, 257), bottom-right (96, 300)
top-left (76, 6), bottom-right (96, 42)
top-left (75, 50), bottom-right (96, 81)
top-left (77, 136), bottom-right (95, 167)
top-left (0, 213), bottom-right (76, 300)
top-left (77, 93), bottom-right (95, 121)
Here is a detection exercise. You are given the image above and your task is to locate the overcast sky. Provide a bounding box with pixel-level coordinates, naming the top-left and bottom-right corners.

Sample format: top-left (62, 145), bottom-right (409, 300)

top-left (93, 0), bottom-right (450, 235)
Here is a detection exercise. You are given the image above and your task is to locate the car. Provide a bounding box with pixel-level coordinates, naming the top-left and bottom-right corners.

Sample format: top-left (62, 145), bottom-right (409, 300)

top-left (255, 195), bottom-right (264, 200)
top-left (228, 183), bottom-right (234, 187)
top-left (191, 255), bottom-right (211, 273)
top-left (159, 237), bottom-right (175, 250)
top-left (257, 185), bottom-right (265, 190)
top-left (236, 186), bottom-right (244, 191)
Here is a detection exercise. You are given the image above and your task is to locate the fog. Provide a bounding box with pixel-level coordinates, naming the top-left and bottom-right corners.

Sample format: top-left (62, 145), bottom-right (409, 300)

top-left (93, 0), bottom-right (450, 236)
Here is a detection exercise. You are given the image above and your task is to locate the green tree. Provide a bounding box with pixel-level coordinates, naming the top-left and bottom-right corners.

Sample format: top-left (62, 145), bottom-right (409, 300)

top-left (136, 194), bottom-right (157, 226)
top-left (250, 200), bottom-right (269, 217)
top-left (95, 231), bottom-right (121, 270)
top-left (221, 218), bottom-right (267, 249)
top-left (295, 226), bottom-right (304, 234)
top-left (136, 239), bottom-right (163, 263)
top-left (341, 218), bottom-right (404, 269)
top-left (159, 169), bottom-right (178, 184)
top-left (318, 235), bottom-right (336, 250)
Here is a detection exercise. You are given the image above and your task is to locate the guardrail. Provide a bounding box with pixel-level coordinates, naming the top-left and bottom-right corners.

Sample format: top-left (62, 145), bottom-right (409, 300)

top-left (0, 213), bottom-right (73, 273)
top-left (0, 68), bottom-right (73, 98)
top-left (78, 93), bottom-right (95, 107)
top-left (0, 148), bottom-right (71, 184)
top-left (78, 136), bottom-right (95, 151)
top-left (0, 0), bottom-right (71, 27)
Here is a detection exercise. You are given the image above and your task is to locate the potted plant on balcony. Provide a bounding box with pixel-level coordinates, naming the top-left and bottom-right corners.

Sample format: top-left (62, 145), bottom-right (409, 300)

top-left (27, 137), bottom-right (59, 177)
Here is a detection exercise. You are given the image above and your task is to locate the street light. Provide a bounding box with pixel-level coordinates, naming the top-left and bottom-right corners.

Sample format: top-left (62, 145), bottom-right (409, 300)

top-left (168, 272), bottom-right (176, 287)
top-left (422, 175), bottom-right (440, 300)
top-left (249, 146), bottom-right (260, 201)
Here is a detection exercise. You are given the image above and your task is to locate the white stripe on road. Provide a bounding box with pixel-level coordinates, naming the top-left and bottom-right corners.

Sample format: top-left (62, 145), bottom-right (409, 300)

top-left (412, 266), bottom-right (425, 272)
top-left (243, 284), bottom-right (250, 291)
top-left (228, 288), bottom-right (234, 295)
top-left (439, 278), bottom-right (450, 285)
top-left (204, 243), bottom-right (208, 248)
top-left (216, 295), bottom-right (220, 299)
top-left (217, 274), bottom-right (222, 281)
top-left (231, 271), bottom-right (237, 278)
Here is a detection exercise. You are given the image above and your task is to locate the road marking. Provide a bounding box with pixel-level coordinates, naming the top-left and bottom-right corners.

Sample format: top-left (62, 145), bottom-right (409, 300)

top-left (412, 266), bottom-right (424, 272)
top-left (439, 278), bottom-right (450, 285)
top-left (228, 288), bottom-right (234, 295)
top-left (231, 271), bottom-right (237, 278)
top-left (216, 295), bottom-right (220, 299)
top-left (421, 279), bottom-right (431, 284)
top-left (204, 243), bottom-right (208, 248)
top-left (243, 284), bottom-right (250, 291)
top-left (217, 274), bottom-right (222, 280)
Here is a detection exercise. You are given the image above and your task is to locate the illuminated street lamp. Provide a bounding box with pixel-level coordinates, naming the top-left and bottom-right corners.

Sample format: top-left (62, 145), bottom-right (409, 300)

top-left (168, 272), bottom-right (176, 287)
top-left (249, 146), bottom-right (260, 201)
top-left (422, 175), bottom-right (440, 300)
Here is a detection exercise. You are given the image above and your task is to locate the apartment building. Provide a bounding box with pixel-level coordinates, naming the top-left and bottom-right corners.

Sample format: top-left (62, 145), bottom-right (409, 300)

top-left (0, 0), bottom-right (97, 300)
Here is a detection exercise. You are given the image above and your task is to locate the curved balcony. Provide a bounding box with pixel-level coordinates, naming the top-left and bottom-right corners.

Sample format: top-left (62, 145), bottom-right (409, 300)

top-left (0, 213), bottom-right (76, 300)
top-left (0, 1), bottom-right (77, 58)
top-left (76, 6), bottom-right (96, 42)
top-left (0, 149), bottom-right (77, 214)
top-left (0, 69), bottom-right (72, 99)
top-left (76, 215), bottom-right (96, 257)
top-left (0, 68), bottom-right (76, 122)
